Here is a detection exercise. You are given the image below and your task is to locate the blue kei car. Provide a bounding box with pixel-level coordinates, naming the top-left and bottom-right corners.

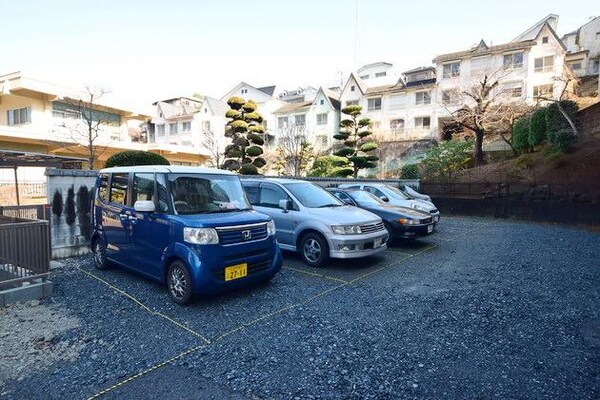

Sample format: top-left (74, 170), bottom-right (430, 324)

top-left (91, 165), bottom-right (282, 305)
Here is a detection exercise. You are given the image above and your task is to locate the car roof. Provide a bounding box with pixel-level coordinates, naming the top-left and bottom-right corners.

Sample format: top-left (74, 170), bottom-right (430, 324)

top-left (98, 165), bottom-right (236, 175)
top-left (240, 177), bottom-right (309, 185)
top-left (339, 182), bottom-right (387, 188)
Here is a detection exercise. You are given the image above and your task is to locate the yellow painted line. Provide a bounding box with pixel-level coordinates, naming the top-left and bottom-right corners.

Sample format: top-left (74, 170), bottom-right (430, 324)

top-left (87, 343), bottom-right (208, 400)
top-left (76, 267), bottom-right (211, 344)
top-left (283, 266), bottom-right (349, 284)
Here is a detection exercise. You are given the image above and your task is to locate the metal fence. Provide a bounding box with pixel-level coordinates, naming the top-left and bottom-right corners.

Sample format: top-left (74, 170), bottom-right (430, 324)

top-left (420, 182), bottom-right (600, 203)
top-left (0, 204), bottom-right (49, 221)
top-left (0, 215), bottom-right (51, 289)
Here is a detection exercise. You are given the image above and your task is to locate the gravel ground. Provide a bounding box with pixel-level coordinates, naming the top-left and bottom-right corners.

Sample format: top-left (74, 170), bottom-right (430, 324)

top-left (1, 217), bottom-right (598, 399)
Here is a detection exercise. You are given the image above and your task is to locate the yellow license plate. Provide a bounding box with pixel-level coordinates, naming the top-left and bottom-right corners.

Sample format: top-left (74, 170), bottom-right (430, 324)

top-left (224, 263), bottom-right (248, 281)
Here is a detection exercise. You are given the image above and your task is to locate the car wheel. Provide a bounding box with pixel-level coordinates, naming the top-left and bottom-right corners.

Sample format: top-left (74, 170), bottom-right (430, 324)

top-left (300, 232), bottom-right (330, 268)
top-left (384, 222), bottom-right (395, 244)
top-left (167, 261), bottom-right (193, 305)
top-left (92, 238), bottom-right (110, 270)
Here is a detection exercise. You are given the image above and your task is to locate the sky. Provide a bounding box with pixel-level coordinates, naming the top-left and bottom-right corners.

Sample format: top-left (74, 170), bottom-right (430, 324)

top-left (1, 0), bottom-right (597, 113)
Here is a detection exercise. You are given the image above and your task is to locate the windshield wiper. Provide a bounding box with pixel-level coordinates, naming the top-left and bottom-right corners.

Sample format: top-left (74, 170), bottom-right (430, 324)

top-left (317, 204), bottom-right (342, 208)
top-left (205, 208), bottom-right (249, 213)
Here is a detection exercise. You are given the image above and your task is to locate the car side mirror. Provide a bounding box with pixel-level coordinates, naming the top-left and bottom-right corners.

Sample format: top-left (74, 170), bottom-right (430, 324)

top-left (380, 196), bottom-right (389, 202)
top-left (134, 200), bottom-right (156, 213)
top-left (278, 199), bottom-right (291, 212)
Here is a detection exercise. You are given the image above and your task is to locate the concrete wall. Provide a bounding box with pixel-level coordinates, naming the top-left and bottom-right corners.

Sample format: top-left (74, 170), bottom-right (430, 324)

top-left (46, 169), bottom-right (97, 259)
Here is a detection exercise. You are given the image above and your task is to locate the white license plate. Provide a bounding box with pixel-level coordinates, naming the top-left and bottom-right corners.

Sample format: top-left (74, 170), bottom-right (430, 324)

top-left (427, 225), bottom-right (434, 233)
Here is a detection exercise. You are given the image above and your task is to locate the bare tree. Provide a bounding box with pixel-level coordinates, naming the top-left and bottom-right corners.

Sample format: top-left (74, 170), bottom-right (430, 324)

top-left (446, 68), bottom-right (531, 165)
top-left (200, 129), bottom-right (225, 168)
top-left (59, 85), bottom-right (114, 169)
top-left (535, 64), bottom-right (579, 137)
top-left (278, 124), bottom-right (316, 176)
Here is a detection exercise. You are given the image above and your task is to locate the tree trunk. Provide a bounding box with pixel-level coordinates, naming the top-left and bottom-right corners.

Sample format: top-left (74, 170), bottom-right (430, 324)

top-left (474, 130), bottom-right (485, 165)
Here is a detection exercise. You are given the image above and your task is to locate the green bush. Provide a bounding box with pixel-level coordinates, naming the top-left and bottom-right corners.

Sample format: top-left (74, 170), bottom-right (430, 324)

top-left (545, 101), bottom-right (578, 153)
top-left (421, 139), bottom-right (473, 182)
top-left (528, 108), bottom-right (547, 147)
top-left (308, 155), bottom-right (352, 177)
top-left (105, 151), bottom-right (170, 168)
top-left (400, 164), bottom-right (420, 179)
top-left (512, 116), bottom-right (530, 152)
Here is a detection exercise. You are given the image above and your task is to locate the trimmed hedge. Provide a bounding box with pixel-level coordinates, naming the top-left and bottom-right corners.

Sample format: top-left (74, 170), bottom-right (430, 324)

top-left (400, 164), bottom-right (420, 179)
top-left (528, 108), bottom-right (547, 147)
top-left (105, 151), bottom-right (170, 168)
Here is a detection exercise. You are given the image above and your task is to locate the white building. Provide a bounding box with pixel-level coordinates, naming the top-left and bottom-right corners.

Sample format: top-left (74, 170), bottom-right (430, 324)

top-left (562, 16), bottom-right (600, 77)
top-left (277, 86), bottom-right (318, 103)
top-left (433, 15), bottom-right (568, 136)
top-left (221, 82), bottom-right (286, 145)
top-left (273, 87), bottom-right (341, 151)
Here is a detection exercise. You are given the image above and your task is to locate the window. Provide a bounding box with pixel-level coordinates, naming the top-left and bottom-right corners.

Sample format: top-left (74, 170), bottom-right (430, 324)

top-left (202, 121), bottom-right (211, 132)
top-left (568, 62), bottom-right (582, 71)
top-left (320, 99), bottom-right (324, 105)
top-left (316, 113), bottom-right (328, 125)
top-left (533, 84), bottom-right (553, 99)
top-left (442, 90), bottom-right (459, 105)
top-left (389, 94), bottom-right (406, 109)
top-left (443, 62), bottom-right (460, 78)
top-left (242, 183), bottom-right (260, 205)
top-left (7, 107), bottom-right (32, 125)
top-left (98, 173), bottom-right (109, 202)
top-left (277, 117), bottom-right (287, 129)
top-left (182, 121), bottom-right (191, 132)
top-left (133, 173), bottom-right (154, 204)
top-left (350, 85), bottom-right (356, 92)
top-left (333, 191), bottom-right (354, 205)
top-left (364, 186), bottom-right (386, 199)
top-left (390, 119), bottom-right (405, 133)
top-left (367, 98), bottom-right (382, 111)
top-left (109, 173), bottom-right (128, 205)
top-left (241, 88), bottom-right (248, 94)
top-left (415, 117), bottom-right (431, 130)
top-left (542, 36), bottom-right (548, 44)
top-left (259, 184), bottom-right (288, 208)
top-left (534, 56), bottom-right (554, 73)
top-left (294, 114), bottom-right (306, 126)
top-left (155, 174), bottom-right (172, 213)
top-left (359, 75), bottom-right (369, 80)
top-left (415, 91), bottom-right (431, 105)
top-left (346, 100), bottom-right (359, 106)
top-left (375, 72), bottom-right (386, 78)
top-left (169, 123), bottom-right (178, 134)
top-left (156, 124), bottom-right (165, 136)
top-left (596, 32), bottom-right (600, 40)
top-left (503, 52), bottom-right (524, 70)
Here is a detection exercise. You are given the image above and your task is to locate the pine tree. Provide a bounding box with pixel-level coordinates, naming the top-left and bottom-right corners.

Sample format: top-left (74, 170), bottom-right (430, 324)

top-left (222, 96), bottom-right (267, 175)
top-left (333, 105), bottom-right (378, 178)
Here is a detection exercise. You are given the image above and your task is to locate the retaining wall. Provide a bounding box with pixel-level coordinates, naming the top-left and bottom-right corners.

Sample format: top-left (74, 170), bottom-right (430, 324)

top-left (46, 169), bottom-right (97, 259)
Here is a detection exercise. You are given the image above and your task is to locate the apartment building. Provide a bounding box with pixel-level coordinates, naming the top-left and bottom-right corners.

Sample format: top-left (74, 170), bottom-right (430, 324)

top-left (339, 67), bottom-right (438, 142)
top-left (562, 16), bottom-right (600, 77)
top-left (273, 87), bottom-right (341, 151)
top-left (433, 15), bottom-right (567, 136)
top-left (0, 71), bottom-right (203, 168)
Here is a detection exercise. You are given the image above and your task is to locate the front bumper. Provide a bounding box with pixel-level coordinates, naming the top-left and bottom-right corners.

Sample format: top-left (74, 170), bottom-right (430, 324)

top-left (391, 221), bottom-right (435, 238)
top-left (328, 230), bottom-right (388, 259)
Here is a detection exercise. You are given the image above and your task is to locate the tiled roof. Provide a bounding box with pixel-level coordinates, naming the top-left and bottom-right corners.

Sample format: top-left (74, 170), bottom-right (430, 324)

top-left (433, 40), bottom-right (536, 63)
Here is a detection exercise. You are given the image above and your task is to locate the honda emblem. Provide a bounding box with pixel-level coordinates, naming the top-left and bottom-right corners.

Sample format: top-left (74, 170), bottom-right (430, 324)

top-left (242, 230), bottom-right (252, 240)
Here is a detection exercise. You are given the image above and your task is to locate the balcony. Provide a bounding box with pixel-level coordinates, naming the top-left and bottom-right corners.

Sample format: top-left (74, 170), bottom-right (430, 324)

top-left (374, 128), bottom-right (435, 142)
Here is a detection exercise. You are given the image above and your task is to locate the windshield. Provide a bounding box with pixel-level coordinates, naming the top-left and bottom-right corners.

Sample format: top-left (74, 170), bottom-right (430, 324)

top-left (385, 185), bottom-right (411, 200)
top-left (348, 190), bottom-right (385, 207)
top-left (284, 182), bottom-right (343, 208)
top-left (168, 174), bottom-right (251, 215)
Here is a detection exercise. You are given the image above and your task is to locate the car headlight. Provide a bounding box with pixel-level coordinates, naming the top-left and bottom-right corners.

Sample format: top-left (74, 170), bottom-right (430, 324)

top-left (267, 220), bottom-right (276, 236)
top-left (411, 203), bottom-right (426, 211)
top-left (183, 227), bottom-right (219, 244)
top-left (331, 225), bottom-right (362, 235)
top-left (398, 218), bottom-right (420, 225)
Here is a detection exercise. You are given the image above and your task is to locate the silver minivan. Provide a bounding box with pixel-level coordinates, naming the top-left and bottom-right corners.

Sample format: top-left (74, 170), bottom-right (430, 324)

top-left (241, 178), bottom-right (388, 267)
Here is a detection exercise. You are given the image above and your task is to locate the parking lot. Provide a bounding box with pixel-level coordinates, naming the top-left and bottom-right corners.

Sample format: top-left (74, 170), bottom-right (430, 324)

top-left (2, 217), bottom-right (599, 399)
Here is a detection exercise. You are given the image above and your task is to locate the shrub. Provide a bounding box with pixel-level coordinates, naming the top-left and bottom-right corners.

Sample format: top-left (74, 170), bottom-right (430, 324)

top-left (105, 151), bottom-right (170, 168)
top-left (400, 164), bottom-right (420, 179)
top-left (421, 139), bottom-right (473, 182)
top-left (528, 108), bottom-right (547, 148)
top-left (548, 128), bottom-right (576, 153)
top-left (308, 155), bottom-right (352, 177)
top-left (512, 116), bottom-right (531, 152)
top-left (546, 100), bottom-right (578, 135)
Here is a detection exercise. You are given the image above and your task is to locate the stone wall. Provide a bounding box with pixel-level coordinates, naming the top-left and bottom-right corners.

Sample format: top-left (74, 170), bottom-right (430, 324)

top-left (46, 169), bottom-right (97, 259)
